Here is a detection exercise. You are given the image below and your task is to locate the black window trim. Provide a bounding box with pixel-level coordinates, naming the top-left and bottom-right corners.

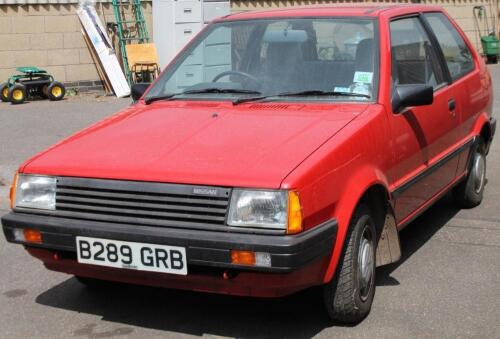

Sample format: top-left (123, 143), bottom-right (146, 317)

top-left (419, 11), bottom-right (476, 84)
top-left (388, 13), bottom-right (449, 91)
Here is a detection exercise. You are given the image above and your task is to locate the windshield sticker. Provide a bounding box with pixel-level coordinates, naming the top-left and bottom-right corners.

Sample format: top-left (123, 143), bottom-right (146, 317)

top-left (334, 86), bottom-right (351, 93)
top-left (353, 72), bottom-right (373, 84)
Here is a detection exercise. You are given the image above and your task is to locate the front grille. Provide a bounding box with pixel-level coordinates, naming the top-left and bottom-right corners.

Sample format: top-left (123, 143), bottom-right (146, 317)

top-left (53, 177), bottom-right (231, 231)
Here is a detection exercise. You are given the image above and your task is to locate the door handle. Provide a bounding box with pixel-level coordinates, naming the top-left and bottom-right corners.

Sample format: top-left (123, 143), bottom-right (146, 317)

top-left (448, 98), bottom-right (456, 111)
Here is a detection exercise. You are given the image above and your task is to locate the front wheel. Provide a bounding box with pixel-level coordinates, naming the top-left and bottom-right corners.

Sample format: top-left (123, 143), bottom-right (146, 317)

top-left (323, 204), bottom-right (376, 323)
top-left (8, 84), bottom-right (27, 104)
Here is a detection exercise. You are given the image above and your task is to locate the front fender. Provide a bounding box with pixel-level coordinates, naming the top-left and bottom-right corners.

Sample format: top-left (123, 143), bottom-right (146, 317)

top-left (323, 166), bottom-right (391, 283)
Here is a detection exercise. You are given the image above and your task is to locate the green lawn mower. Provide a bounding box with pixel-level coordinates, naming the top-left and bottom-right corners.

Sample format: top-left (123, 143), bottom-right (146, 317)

top-left (0, 67), bottom-right (66, 104)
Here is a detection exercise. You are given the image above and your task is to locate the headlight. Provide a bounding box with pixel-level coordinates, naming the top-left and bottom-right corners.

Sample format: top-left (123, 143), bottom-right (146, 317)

top-left (13, 174), bottom-right (56, 210)
top-left (228, 189), bottom-right (302, 233)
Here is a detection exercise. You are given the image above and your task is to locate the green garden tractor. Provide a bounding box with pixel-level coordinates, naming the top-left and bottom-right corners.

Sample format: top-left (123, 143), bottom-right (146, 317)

top-left (0, 67), bottom-right (66, 104)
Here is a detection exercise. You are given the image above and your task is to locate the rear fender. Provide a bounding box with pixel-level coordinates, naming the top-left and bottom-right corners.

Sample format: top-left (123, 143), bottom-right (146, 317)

top-left (471, 112), bottom-right (492, 138)
top-left (471, 112), bottom-right (495, 154)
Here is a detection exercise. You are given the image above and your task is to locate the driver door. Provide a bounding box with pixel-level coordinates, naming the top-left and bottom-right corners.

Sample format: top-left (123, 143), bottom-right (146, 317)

top-left (387, 15), bottom-right (459, 224)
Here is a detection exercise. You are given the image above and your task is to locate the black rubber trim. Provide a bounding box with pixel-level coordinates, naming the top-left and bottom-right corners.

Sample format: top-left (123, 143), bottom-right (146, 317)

top-left (392, 138), bottom-right (475, 199)
top-left (56, 176), bottom-right (232, 198)
top-left (1, 212), bottom-right (337, 273)
top-left (490, 117), bottom-right (497, 139)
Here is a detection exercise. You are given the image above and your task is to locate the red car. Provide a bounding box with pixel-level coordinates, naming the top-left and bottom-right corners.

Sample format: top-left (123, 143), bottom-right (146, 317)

top-left (2, 5), bottom-right (496, 323)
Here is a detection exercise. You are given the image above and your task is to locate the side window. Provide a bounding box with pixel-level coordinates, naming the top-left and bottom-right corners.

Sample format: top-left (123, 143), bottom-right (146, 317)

top-left (390, 17), bottom-right (446, 89)
top-left (424, 13), bottom-right (475, 80)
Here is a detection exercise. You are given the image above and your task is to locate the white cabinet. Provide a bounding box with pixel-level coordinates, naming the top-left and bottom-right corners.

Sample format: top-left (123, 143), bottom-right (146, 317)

top-left (203, 2), bottom-right (230, 22)
top-left (174, 1), bottom-right (202, 23)
top-left (153, 0), bottom-right (230, 69)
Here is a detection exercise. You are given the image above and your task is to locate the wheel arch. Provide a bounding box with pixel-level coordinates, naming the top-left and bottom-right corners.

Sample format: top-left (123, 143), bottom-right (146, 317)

top-left (471, 112), bottom-right (494, 154)
top-left (322, 166), bottom-right (395, 283)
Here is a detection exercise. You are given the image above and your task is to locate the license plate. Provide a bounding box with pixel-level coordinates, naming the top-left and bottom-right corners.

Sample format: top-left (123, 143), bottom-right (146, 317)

top-left (76, 236), bottom-right (187, 275)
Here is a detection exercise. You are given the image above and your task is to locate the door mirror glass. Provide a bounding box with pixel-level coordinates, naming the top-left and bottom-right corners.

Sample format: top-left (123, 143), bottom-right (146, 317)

top-left (392, 84), bottom-right (434, 113)
top-left (131, 83), bottom-right (150, 102)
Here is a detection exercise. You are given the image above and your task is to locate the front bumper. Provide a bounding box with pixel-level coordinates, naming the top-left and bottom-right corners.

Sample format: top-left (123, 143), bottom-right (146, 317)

top-left (2, 212), bottom-right (336, 273)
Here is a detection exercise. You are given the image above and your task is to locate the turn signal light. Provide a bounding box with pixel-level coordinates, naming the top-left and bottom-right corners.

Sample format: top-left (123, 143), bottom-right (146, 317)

top-left (24, 229), bottom-right (42, 243)
top-left (9, 172), bottom-right (18, 210)
top-left (287, 191), bottom-right (303, 234)
top-left (13, 228), bottom-right (42, 244)
top-left (231, 250), bottom-right (255, 266)
top-left (230, 250), bottom-right (272, 267)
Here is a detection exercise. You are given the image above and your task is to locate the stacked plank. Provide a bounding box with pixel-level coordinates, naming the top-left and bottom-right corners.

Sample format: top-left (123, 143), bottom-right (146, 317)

top-left (77, 3), bottom-right (130, 97)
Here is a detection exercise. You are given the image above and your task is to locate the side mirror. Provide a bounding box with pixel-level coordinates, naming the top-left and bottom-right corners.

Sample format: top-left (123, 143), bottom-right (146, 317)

top-left (392, 84), bottom-right (434, 113)
top-left (131, 83), bottom-right (150, 102)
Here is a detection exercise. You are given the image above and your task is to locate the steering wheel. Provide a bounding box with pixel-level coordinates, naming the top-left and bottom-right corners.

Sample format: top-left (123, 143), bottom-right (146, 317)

top-left (212, 70), bottom-right (261, 88)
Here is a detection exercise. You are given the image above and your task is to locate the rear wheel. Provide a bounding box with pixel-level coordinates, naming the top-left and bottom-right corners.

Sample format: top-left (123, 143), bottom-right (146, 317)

top-left (0, 82), bottom-right (9, 102)
top-left (8, 84), bottom-right (27, 104)
top-left (453, 137), bottom-right (487, 208)
top-left (323, 204), bottom-right (376, 323)
top-left (47, 81), bottom-right (65, 101)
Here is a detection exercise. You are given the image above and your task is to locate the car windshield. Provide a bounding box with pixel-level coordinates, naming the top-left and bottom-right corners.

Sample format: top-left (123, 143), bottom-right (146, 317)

top-left (146, 17), bottom-right (378, 103)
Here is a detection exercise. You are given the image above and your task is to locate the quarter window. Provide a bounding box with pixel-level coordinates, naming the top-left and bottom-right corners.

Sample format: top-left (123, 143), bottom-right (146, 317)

top-left (390, 17), bottom-right (446, 89)
top-left (424, 13), bottom-right (475, 81)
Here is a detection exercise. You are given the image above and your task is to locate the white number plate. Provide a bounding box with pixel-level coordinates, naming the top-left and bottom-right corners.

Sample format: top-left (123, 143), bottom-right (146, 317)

top-left (76, 236), bottom-right (187, 275)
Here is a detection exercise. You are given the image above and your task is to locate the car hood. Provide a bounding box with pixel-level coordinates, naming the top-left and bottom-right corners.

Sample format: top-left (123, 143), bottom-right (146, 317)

top-left (22, 101), bottom-right (367, 188)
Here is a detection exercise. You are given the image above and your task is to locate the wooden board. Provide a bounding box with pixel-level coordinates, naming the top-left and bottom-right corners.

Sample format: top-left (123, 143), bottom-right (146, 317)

top-left (77, 4), bottom-right (130, 97)
top-left (125, 43), bottom-right (160, 71)
top-left (81, 27), bottom-right (113, 95)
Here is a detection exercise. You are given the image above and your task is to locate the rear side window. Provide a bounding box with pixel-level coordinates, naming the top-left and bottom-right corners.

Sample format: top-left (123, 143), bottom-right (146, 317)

top-left (390, 17), bottom-right (446, 89)
top-left (424, 13), bottom-right (475, 81)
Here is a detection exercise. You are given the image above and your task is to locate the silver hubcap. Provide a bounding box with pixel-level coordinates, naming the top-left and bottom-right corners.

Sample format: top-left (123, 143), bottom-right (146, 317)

top-left (358, 225), bottom-right (374, 301)
top-left (472, 151), bottom-right (486, 194)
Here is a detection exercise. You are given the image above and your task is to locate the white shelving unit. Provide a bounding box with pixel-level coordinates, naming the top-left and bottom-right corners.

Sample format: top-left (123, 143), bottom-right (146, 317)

top-left (153, 0), bottom-right (230, 69)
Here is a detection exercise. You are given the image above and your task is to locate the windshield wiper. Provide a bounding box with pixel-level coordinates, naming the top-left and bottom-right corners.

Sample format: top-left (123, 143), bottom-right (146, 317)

top-left (277, 90), bottom-right (371, 98)
top-left (144, 93), bottom-right (183, 105)
top-left (145, 88), bottom-right (261, 105)
top-left (232, 89), bottom-right (371, 105)
top-left (183, 88), bottom-right (261, 95)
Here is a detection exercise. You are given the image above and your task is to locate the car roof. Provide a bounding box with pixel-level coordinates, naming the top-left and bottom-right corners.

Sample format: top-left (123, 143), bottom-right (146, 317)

top-left (216, 5), bottom-right (444, 21)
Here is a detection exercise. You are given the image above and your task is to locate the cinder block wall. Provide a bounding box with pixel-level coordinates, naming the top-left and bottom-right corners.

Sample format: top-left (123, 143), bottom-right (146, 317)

top-left (0, 1), bottom-right (152, 89)
top-left (0, 0), bottom-right (496, 87)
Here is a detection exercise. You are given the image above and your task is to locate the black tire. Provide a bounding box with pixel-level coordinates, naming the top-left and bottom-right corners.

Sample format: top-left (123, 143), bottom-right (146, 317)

top-left (47, 81), bottom-right (65, 101)
top-left (323, 204), bottom-right (377, 324)
top-left (453, 137), bottom-right (487, 208)
top-left (0, 82), bottom-right (9, 102)
top-left (41, 83), bottom-right (49, 98)
top-left (8, 84), bottom-right (27, 105)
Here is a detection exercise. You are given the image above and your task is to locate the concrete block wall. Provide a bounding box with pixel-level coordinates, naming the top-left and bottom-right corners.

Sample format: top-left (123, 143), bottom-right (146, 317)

top-left (0, 0), bottom-right (496, 86)
top-left (0, 1), bottom-right (152, 88)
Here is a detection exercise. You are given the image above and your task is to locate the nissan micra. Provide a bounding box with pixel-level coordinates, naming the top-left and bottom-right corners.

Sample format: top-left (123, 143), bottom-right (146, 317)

top-left (2, 5), bottom-right (495, 323)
